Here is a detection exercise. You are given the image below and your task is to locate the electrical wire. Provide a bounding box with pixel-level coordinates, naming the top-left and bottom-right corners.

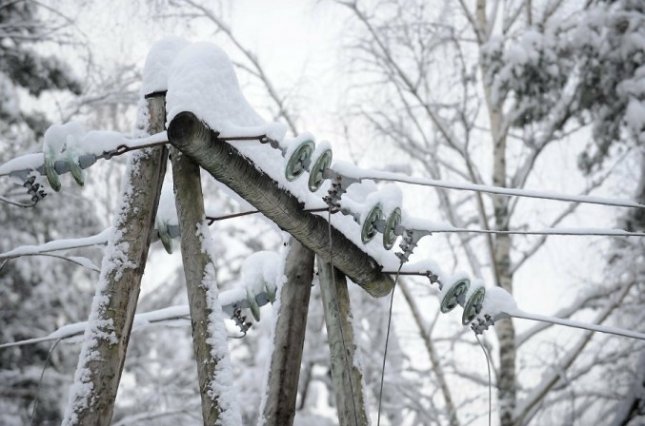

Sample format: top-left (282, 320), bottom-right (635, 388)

top-left (30, 338), bottom-right (61, 426)
top-left (345, 168), bottom-right (645, 209)
top-left (206, 207), bottom-right (327, 224)
top-left (475, 334), bottom-right (492, 426)
top-left (377, 263), bottom-right (403, 426)
top-left (508, 309), bottom-right (645, 341)
top-left (426, 227), bottom-right (645, 237)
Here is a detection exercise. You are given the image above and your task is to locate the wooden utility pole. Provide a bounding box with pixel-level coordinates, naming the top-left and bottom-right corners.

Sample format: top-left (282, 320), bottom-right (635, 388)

top-left (318, 256), bottom-right (369, 426)
top-left (63, 94), bottom-right (167, 425)
top-left (171, 144), bottom-right (242, 424)
top-left (167, 111), bottom-right (394, 298)
top-left (260, 238), bottom-right (315, 426)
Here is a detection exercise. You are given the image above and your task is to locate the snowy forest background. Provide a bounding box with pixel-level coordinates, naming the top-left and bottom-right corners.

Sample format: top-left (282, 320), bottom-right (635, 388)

top-left (1, 0), bottom-right (644, 425)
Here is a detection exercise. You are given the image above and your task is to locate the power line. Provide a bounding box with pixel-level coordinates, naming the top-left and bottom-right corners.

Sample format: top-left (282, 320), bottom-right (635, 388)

top-left (425, 227), bottom-right (645, 237)
top-left (333, 167), bottom-right (645, 209)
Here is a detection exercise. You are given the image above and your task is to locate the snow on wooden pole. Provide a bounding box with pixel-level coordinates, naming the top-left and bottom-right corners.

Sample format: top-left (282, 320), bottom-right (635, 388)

top-left (259, 238), bottom-right (315, 426)
top-left (62, 94), bottom-right (168, 426)
top-left (170, 146), bottom-right (241, 424)
top-left (167, 111), bottom-right (394, 298)
top-left (317, 256), bottom-right (369, 426)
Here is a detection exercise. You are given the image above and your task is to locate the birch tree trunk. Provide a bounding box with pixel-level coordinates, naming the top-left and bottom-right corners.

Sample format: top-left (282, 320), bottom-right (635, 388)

top-left (475, 3), bottom-right (517, 423)
top-left (62, 94), bottom-right (167, 425)
top-left (171, 147), bottom-right (241, 425)
top-left (317, 256), bottom-right (369, 426)
top-left (260, 238), bottom-right (315, 426)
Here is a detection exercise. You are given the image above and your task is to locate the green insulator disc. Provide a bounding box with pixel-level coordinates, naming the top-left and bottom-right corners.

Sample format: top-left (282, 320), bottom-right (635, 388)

top-left (158, 222), bottom-right (173, 254)
top-left (246, 290), bottom-right (261, 321)
top-left (361, 203), bottom-right (383, 244)
top-left (265, 282), bottom-right (277, 303)
top-left (383, 207), bottom-right (401, 250)
top-left (44, 155), bottom-right (61, 192)
top-left (440, 278), bottom-right (470, 313)
top-left (462, 286), bottom-right (486, 325)
top-left (285, 139), bottom-right (315, 181)
top-left (66, 154), bottom-right (85, 187)
top-left (308, 148), bottom-right (332, 192)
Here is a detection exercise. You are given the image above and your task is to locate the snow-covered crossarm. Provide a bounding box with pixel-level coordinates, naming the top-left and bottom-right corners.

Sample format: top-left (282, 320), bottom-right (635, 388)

top-left (167, 112), bottom-right (394, 297)
top-left (0, 286), bottom-right (274, 350)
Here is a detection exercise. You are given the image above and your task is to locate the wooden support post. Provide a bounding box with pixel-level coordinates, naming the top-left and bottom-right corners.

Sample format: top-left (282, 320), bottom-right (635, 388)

top-left (63, 94), bottom-right (167, 425)
top-left (317, 256), bottom-right (369, 426)
top-left (260, 238), bottom-right (315, 426)
top-left (171, 146), bottom-right (239, 424)
top-left (167, 112), bottom-right (393, 298)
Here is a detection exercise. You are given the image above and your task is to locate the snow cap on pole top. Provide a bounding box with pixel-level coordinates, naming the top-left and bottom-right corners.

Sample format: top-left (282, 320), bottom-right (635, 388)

top-left (142, 36), bottom-right (189, 96)
top-left (166, 41), bottom-right (287, 141)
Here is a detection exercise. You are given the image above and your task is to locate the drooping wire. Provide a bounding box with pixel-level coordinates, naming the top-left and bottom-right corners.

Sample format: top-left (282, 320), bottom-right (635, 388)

top-left (475, 334), bottom-right (492, 426)
top-left (0, 194), bottom-right (36, 208)
top-left (206, 207), bottom-right (327, 224)
top-left (327, 209), bottom-right (360, 426)
top-left (376, 263), bottom-right (403, 426)
top-left (30, 338), bottom-right (61, 426)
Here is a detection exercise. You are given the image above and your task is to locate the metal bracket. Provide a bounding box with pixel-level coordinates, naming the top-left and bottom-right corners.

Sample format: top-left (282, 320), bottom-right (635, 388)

top-left (321, 168), bottom-right (361, 213)
top-left (396, 227), bottom-right (432, 263)
top-left (470, 314), bottom-right (494, 335)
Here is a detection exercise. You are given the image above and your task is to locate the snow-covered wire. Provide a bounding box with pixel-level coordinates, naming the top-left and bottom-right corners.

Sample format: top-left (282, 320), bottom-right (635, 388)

top-left (0, 286), bottom-right (276, 350)
top-left (508, 309), bottom-right (645, 341)
top-left (0, 131), bottom-right (168, 178)
top-left (426, 227), bottom-right (645, 237)
top-left (333, 165), bottom-right (645, 209)
top-left (204, 206), bottom-right (642, 237)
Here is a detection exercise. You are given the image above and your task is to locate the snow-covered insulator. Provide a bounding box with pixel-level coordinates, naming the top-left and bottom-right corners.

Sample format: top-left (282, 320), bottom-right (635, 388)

top-left (462, 281), bottom-right (486, 325)
top-left (246, 289), bottom-right (261, 321)
top-left (308, 141), bottom-right (333, 192)
top-left (157, 221), bottom-right (174, 254)
top-left (440, 276), bottom-right (470, 313)
top-left (470, 286), bottom-right (516, 334)
top-left (383, 207), bottom-right (401, 250)
top-left (285, 138), bottom-right (315, 181)
top-left (361, 203), bottom-right (384, 244)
